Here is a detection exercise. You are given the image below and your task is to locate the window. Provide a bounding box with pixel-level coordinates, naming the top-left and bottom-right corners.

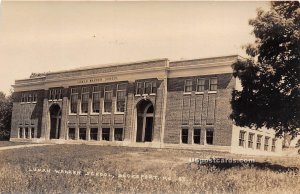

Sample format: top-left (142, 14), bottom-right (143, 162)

top-left (21, 94), bottom-right (26, 103)
top-left (32, 93), bottom-right (37, 102)
top-left (209, 77), bottom-right (218, 91)
top-left (49, 88), bottom-right (62, 100)
top-left (144, 82), bottom-right (152, 94)
top-left (256, 135), bottom-right (262, 150)
top-left (19, 128), bottom-right (23, 138)
top-left (193, 128), bottom-right (201, 144)
top-left (92, 86), bottom-right (101, 113)
top-left (184, 80), bottom-right (193, 93)
top-left (181, 129), bottom-right (188, 144)
top-left (197, 79), bottom-right (205, 92)
top-left (152, 81), bottom-right (157, 93)
top-left (81, 87), bottom-right (89, 114)
top-left (104, 86), bottom-right (112, 113)
top-left (28, 94), bottom-right (32, 102)
top-left (116, 84), bottom-right (126, 113)
top-left (25, 128), bottom-right (29, 139)
top-left (264, 137), bottom-right (270, 151)
top-left (79, 128), bottom-right (86, 140)
top-left (90, 128), bottom-right (98, 140)
top-left (114, 128), bottom-right (123, 141)
top-left (248, 133), bottom-right (254, 148)
top-left (68, 128), bottom-right (75, 140)
top-left (271, 139), bottom-right (276, 152)
top-left (31, 128), bottom-right (35, 138)
top-left (70, 88), bottom-right (79, 114)
top-left (136, 82), bottom-right (143, 95)
top-left (206, 128), bottom-right (214, 145)
top-left (102, 128), bottom-right (110, 141)
top-left (239, 131), bottom-right (246, 147)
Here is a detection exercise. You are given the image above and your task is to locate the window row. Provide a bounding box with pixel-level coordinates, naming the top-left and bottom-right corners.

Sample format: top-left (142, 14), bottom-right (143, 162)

top-left (49, 88), bottom-right (63, 100)
top-left (184, 77), bottom-right (217, 93)
top-left (68, 127), bottom-right (124, 141)
top-left (239, 131), bottom-right (276, 152)
top-left (18, 127), bottom-right (35, 139)
top-left (181, 128), bottom-right (214, 145)
top-left (136, 81), bottom-right (157, 95)
top-left (70, 84), bottom-right (126, 114)
top-left (21, 93), bottom-right (38, 103)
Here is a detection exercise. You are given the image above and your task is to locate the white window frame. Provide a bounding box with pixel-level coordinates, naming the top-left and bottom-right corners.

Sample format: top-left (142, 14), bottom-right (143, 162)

top-left (196, 78), bottom-right (205, 94)
top-left (184, 79), bottom-right (193, 94)
top-left (115, 84), bottom-right (126, 114)
top-left (80, 87), bottom-right (89, 115)
top-left (69, 88), bottom-right (79, 115)
top-left (91, 86), bottom-right (101, 115)
top-left (208, 77), bottom-right (218, 93)
top-left (103, 85), bottom-right (113, 114)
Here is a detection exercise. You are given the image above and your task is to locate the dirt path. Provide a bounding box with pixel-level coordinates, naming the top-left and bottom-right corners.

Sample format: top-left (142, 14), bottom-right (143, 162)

top-left (0, 144), bottom-right (53, 151)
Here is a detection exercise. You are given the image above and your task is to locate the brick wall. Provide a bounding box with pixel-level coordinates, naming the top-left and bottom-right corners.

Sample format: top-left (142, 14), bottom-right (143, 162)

top-left (164, 73), bottom-right (235, 146)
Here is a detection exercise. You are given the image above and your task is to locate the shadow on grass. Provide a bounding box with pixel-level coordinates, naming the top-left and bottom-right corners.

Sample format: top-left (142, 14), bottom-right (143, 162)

top-left (196, 158), bottom-right (299, 173)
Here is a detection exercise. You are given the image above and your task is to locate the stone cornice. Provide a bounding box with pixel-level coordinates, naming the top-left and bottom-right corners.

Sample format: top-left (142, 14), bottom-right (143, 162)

top-left (13, 55), bottom-right (239, 92)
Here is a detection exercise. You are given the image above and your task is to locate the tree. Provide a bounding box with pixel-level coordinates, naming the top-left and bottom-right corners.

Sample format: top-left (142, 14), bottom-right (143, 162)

top-left (230, 2), bottom-right (300, 141)
top-left (0, 91), bottom-right (13, 140)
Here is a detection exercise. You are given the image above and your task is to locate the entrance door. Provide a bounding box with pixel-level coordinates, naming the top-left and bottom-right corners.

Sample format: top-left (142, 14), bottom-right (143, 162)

top-left (49, 104), bottom-right (61, 139)
top-left (136, 100), bottom-right (154, 142)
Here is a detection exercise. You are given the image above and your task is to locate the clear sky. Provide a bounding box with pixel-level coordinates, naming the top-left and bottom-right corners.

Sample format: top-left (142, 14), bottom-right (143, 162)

top-left (0, 1), bottom-right (270, 95)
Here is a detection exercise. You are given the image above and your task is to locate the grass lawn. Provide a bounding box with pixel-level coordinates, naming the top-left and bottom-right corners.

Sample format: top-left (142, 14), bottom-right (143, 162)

top-left (0, 144), bottom-right (299, 193)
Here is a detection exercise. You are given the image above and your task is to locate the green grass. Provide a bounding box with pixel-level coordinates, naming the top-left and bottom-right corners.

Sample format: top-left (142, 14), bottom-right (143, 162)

top-left (0, 144), bottom-right (299, 193)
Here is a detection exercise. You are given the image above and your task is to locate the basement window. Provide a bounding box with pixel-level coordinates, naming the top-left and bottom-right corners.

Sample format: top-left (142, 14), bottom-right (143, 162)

top-left (114, 128), bottom-right (123, 141)
top-left (68, 128), bottom-right (75, 140)
top-left (102, 128), bottom-right (110, 141)
top-left (193, 128), bottom-right (201, 144)
top-left (181, 128), bottom-right (188, 144)
top-left (90, 128), bottom-right (98, 141)
top-left (79, 128), bottom-right (86, 140)
top-left (206, 128), bottom-right (214, 145)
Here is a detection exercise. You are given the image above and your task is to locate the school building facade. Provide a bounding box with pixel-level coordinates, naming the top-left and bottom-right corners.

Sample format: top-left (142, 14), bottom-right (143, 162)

top-left (10, 55), bottom-right (283, 156)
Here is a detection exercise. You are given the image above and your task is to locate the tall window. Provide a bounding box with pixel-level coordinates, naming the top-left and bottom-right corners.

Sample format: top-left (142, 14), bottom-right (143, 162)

top-left (197, 79), bottom-right (205, 92)
top-left (104, 86), bottom-right (112, 113)
top-left (181, 129), bottom-right (188, 144)
top-left (152, 81), bottom-right (157, 93)
top-left (184, 80), bottom-right (193, 93)
top-left (102, 128), bottom-right (110, 141)
top-left (239, 131), bottom-right (246, 147)
top-left (193, 128), bottom-right (201, 144)
top-left (49, 88), bottom-right (62, 100)
top-left (116, 84), bottom-right (126, 113)
top-left (136, 82), bottom-right (143, 95)
top-left (264, 137), bottom-right (270, 151)
top-left (70, 88), bottom-right (79, 114)
top-left (32, 93), bottom-right (37, 102)
top-left (21, 94), bottom-right (26, 103)
top-left (144, 82), bottom-right (152, 94)
top-left (114, 128), bottom-right (123, 141)
top-left (90, 128), bottom-right (98, 140)
top-left (81, 87), bottom-right (89, 114)
top-left (209, 77), bottom-right (218, 91)
top-left (206, 128), bottom-right (214, 145)
top-left (271, 139), bottom-right (276, 152)
top-left (248, 133), bottom-right (254, 148)
top-left (92, 86), bottom-right (101, 113)
top-left (256, 135), bottom-right (262, 150)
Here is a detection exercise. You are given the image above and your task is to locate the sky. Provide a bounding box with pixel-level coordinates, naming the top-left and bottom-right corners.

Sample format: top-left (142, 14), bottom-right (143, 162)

top-left (0, 1), bottom-right (270, 95)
